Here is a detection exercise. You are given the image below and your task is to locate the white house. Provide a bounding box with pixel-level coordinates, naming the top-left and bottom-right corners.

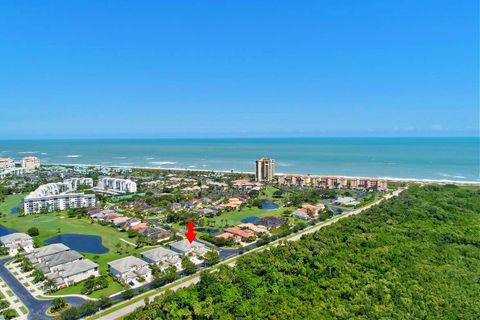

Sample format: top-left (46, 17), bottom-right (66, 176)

top-left (26, 243), bottom-right (70, 262)
top-left (47, 259), bottom-right (99, 288)
top-left (170, 239), bottom-right (211, 265)
top-left (141, 247), bottom-right (182, 271)
top-left (0, 233), bottom-right (34, 256)
top-left (108, 256), bottom-right (152, 288)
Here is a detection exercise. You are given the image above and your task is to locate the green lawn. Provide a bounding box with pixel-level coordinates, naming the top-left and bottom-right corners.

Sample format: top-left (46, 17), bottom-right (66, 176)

top-left (0, 210), bottom-right (140, 273)
top-left (205, 206), bottom-right (294, 228)
top-left (53, 277), bottom-right (125, 298)
top-left (0, 194), bottom-right (143, 297)
top-left (19, 306), bottom-right (28, 315)
top-left (0, 193), bottom-right (26, 215)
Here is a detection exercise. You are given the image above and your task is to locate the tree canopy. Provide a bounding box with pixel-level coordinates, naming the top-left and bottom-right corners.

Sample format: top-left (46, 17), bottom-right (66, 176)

top-left (126, 185), bottom-right (480, 319)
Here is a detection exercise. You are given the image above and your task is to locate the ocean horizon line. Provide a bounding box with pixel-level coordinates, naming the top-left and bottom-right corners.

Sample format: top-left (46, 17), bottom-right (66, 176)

top-left (0, 136), bottom-right (479, 142)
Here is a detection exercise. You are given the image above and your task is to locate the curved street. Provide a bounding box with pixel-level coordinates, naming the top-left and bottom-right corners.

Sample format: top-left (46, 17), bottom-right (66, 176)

top-left (0, 257), bottom-right (86, 320)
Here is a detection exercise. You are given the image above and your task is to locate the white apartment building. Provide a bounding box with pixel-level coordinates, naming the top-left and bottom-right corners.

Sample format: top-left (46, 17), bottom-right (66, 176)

top-left (0, 157), bottom-right (15, 168)
top-left (0, 167), bottom-right (29, 179)
top-left (23, 178), bottom-right (96, 214)
top-left (95, 177), bottom-right (137, 194)
top-left (21, 156), bottom-right (40, 170)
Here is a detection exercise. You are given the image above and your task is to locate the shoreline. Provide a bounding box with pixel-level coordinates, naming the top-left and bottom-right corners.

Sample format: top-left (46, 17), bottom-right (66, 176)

top-left (41, 162), bottom-right (480, 186)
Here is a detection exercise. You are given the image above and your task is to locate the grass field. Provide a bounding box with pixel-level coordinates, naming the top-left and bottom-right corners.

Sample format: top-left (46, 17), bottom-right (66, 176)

top-left (53, 278), bottom-right (126, 298)
top-left (0, 194), bottom-right (141, 297)
top-left (205, 205), bottom-right (294, 228)
top-left (0, 193), bottom-right (25, 215)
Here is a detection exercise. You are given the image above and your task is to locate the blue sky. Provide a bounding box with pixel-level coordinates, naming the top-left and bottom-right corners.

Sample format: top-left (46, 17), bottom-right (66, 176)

top-left (0, 1), bottom-right (478, 138)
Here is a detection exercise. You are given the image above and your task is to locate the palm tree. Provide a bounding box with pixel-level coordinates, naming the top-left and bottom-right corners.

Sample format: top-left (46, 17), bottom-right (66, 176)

top-left (43, 279), bottom-right (57, 293)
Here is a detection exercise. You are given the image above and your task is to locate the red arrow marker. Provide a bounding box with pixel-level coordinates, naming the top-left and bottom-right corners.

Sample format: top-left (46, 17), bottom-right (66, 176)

top-left (185, 221), bottom-right (196, 243)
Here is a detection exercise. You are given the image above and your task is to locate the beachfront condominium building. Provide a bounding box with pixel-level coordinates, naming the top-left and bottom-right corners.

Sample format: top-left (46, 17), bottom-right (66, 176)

top-left (277, 174), bottom-right (385, 190)
top-left (255, 158), bottom-right (275, 182)
top-left (350, 177), bottom-right (387, 191)
top-left (23, 178), bottom-right (96, 215)
top-left (95, 177), bottom-right (137, 194)
top-left (0, 157), bottom-right (15, 168)
top-left (21, 156), bottom-right (40, 170)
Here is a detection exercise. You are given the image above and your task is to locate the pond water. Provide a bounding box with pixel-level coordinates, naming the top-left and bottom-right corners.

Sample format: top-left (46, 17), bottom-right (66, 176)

top-left (241, 216), bottom-right (261, 223)
top-left (261, 200), bottom-right (280, 210)
top-left (0, 225), bottom-right (17, 237)
top-left (45, 234), bottom-right (109, 254)
top-left (203, 228), bottom-right (219, 234)
top-left (10, 199), bottom-right (24, 214)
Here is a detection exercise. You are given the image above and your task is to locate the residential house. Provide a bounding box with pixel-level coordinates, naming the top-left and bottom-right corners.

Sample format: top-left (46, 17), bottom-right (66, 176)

top-left (46, 259), bottom-right (99, 288)
top-left (170, 239), bottom-right (211, 265)
top-left (0, 233), bottom-right (34, 256)
top-left (108, 256), bottom-right (152, 287)
top-left (255, 216), bottom-right (287, 230)
top-left (225, 227), bottom-right (255, 239)
top-left (26, 243), bottom-right (70, 262)
top-left (141, 247), bottom-right (182, 271)
top-left (237, 223), bottom-right (269, 235)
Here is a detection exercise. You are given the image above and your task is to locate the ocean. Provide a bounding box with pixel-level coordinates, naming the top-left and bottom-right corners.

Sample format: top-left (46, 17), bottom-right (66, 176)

top-left (0, 138), bottom-right (478, 181)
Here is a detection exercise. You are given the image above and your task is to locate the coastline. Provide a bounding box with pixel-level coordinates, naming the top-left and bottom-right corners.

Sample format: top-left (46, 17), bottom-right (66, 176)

top-left (41, 162), bottom-right (480, 186)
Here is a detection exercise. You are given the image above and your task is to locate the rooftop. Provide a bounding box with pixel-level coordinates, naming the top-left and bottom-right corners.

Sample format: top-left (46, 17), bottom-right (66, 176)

top-left (28, 243), bottom-right (70, 259)
top-left (108, 256), bottom-right (149, 273)
top-left (141, 246), bottom-right (180, 263)
top-left (0, 233), bottom-right (32, 244)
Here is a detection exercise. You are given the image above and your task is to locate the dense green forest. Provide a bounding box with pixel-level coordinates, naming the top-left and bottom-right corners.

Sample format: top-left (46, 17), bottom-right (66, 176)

top-left (126, 185), bottom-right (480, 319)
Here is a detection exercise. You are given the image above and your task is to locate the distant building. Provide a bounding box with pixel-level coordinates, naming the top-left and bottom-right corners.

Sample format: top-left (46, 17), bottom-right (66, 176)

top-left (95, 177), bottom-right (137, 194)
top-left (23, 178), bottom-right (96, 214)
top-left (255, 158), bottom-right (275, 182)
top-left (350, 178), bottom-right (387, 191)
top-left (255, 216), bottom-right (287, 230)
top-left (0, 167), bottom-right (29, 179)
top-left (277, 174), bottom-right (385, 190)
top-left (232, 179), bottom-right (262, 192)
top-left (21, 156), bottom-right (40, 170)
top-left (0, 233), bottom-right (34, 256)
top-left (0, 158), bottom-right (15, 168)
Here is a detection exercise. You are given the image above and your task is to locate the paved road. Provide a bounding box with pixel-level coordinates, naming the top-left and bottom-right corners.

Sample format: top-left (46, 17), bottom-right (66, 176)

top-left (95, 189), bottom-right (405, 320)
top-left (0, 258), bottom-right (86, 320)
top-left (100, 277), bottom-right (202, 320)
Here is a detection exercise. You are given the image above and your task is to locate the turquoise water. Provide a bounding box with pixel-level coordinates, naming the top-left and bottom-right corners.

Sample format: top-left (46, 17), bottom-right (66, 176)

top-left (0, 138), bottom-right (478, 181)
